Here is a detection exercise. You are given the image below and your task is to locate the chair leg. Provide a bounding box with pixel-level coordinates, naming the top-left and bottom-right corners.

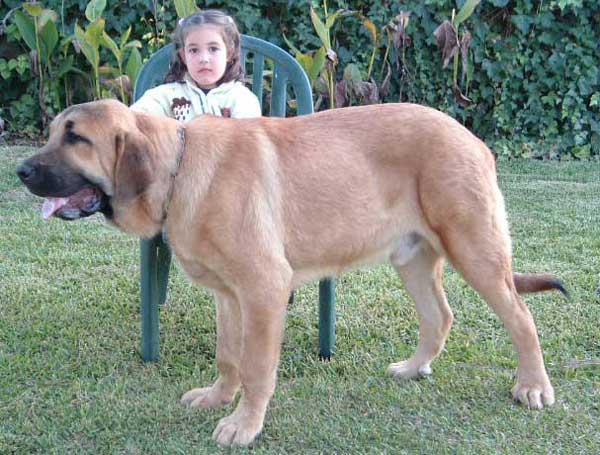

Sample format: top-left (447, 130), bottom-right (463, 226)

top-left (141, 236), bottom-right (330, 362)
top-left (140, 235), bottom-right (161, 362)
top-left (156, 236), bottom-right (172, 306)
top-left (318, 278), bottom-right (335, 359)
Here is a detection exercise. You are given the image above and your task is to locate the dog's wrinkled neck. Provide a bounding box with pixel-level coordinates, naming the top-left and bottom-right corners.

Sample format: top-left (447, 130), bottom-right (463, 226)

top-left (160, 126), bottom-right (186, 224)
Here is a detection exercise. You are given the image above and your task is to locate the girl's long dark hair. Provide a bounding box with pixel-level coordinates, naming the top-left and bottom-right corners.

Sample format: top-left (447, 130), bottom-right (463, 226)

top-left (165, 10), bottom-right (244, 85)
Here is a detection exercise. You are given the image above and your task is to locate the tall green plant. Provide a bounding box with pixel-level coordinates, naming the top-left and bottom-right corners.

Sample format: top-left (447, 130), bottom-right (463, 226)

top-left (13, 3), bottom-right (58, 128)
top-left (286, 3), bottom-right (382, 109)
top-left (308, 3), bottom-right (351, 109)
top-left (100, 27), bottom-right (142, 104)
top-left (74, 0), bottom-right (143, 103)
top-left (73, 0), bottom-right (107, 100)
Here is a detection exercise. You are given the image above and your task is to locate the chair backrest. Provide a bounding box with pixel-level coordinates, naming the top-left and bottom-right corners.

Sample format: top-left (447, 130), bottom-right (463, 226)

top-left (133, 35), bottom-right (314, 117)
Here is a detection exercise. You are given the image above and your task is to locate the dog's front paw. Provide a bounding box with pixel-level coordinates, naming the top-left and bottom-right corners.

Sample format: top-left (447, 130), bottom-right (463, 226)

top-left (212, 412), bottom-right (262, 446)
top-left (181, 386), bottom-right (234, 409)
top-left (387, 359), bottom-right (432, 379)
top-left (511, 375), bottom-right (555, 409)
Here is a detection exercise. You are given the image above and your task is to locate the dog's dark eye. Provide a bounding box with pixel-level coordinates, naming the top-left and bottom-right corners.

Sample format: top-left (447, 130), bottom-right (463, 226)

top-left (64, 129), bottom-right (92, 146)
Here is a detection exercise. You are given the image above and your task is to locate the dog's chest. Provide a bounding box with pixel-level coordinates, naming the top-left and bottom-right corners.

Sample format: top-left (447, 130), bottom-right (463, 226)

top-left (165, 229), bottom-right (228, 291)
top-left (175, 253), bottom-right (226, 290)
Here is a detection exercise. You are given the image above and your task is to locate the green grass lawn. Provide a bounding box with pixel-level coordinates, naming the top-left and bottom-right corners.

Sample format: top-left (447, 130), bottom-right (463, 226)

top-left (1, 146), bottom-right (599, 453)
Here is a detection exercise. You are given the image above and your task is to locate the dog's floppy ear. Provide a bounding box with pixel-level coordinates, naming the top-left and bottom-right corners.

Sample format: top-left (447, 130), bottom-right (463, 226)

top-left (114, 131), bottom-right (153, 202)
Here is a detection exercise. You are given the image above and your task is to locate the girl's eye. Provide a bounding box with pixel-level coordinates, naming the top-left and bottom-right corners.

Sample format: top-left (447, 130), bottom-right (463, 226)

top-left (209, 47), bottom-right (220, 53)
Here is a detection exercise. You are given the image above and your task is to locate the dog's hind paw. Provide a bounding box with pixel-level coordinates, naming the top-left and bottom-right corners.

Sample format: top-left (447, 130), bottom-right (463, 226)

top-left (511, 381), bottom-right (555, 409)
top-left (387, 359), bottom-right (432, 380)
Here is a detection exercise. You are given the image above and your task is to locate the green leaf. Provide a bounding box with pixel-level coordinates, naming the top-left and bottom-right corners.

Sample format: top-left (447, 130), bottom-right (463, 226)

top-left (454, 0), bottom-right (481, 28)
top-left (39, 19), bottom-right (58, 63)
top-left (325, 9), bottom-right (349, 29)
top-left (538, 32), bottom-right (554, 45)
top-left (13, 10), bottom-right (36, 52)
top-left (120, 26), bottom-right (132, 47)
top-left (60, 35), bottom-right (74, 56)
top-left (56, 57), bottom-right (75, 79)
top-left (124, 40), bottom-right (142, 50)
top-left (85, 19), bottom-right (106, 48)
top-left (125, 47), bottom-right (142, 91)
top-left (296, 53), bottom-right (313, 79)
top-left (0, 59), bottom-right (9, 79)
top-left (309, 47), bottom-right (326, 81)
top-left (511, 15), bottom-right (533, 34)
top-left (101, 32), bottom-right (121, 65)
top-left (541, 93), bottom-right (558, 106)
top-left (85, 0), bottom-right (107, 23)
top-left (282, 33), bottom-right (302, 57)
top-left (38, 9), bottom-right (58, 28)
top-left (14, 55), bottom-right (29, 75)
top-left (22, 3), bottom-right (44, 17)
top-left (343, 63), bottom-right (362, 83)
top-left (174, 0), bottom-right (199, 19)
top-left (74, 23), bottom-right (99, 69)
top-left (572, 144), bottom-right (590, 159)
top-left (310, 8), bottom-right (331, 50)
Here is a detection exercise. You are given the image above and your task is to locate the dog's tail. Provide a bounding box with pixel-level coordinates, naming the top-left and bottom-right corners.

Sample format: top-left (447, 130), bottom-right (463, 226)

top-left (514, 273), bottom-right (569, 297)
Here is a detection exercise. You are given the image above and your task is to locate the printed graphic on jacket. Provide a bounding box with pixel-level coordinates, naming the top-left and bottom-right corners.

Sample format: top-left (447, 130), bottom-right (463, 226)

top-left (171, 97), bottom-right (192, 121)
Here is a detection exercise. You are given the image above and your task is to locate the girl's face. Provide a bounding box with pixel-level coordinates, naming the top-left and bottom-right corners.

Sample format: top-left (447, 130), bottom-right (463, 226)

top-left (180, 24), bottom-right (229, 89)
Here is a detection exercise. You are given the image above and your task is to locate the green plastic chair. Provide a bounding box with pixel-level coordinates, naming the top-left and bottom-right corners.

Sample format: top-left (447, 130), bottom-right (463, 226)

top-left (133, 35), bottom-right (336, 362)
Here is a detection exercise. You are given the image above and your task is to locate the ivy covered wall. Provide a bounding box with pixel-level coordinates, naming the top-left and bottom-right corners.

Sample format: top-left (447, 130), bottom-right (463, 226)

top-left (1, 0), bottom-right (598, 159)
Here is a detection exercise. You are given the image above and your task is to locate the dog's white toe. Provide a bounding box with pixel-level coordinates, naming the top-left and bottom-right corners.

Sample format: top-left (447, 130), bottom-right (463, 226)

top-left (388, 360), bottom-right (432, 379)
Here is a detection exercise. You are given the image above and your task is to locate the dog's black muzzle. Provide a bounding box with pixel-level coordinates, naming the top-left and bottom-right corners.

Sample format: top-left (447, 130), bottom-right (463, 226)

top-left (16, 155), bottom-right (111, 220)
top-left (16, 157), bottom-right (89, 198)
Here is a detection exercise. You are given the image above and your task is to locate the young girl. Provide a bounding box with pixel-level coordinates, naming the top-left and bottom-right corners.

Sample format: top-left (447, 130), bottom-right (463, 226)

top-left (131, 10), bottom-right (261, 120)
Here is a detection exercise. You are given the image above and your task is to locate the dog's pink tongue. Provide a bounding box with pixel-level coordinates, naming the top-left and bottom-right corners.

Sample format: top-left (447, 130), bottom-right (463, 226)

top-left (42, 197), bottom-right (69, 220)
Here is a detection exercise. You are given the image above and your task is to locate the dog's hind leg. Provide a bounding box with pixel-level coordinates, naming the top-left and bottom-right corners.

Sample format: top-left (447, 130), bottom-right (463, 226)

top-left (181, 290), bottom-right (242, 409)
top-left (441, 208), bottom-right (554, 409)
top-left (388, 240), bottom-right (453, 380)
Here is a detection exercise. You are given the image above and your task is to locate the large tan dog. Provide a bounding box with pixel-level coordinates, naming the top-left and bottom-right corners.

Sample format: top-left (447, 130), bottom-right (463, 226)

top-left (18, 99), bottom-right (565, 446)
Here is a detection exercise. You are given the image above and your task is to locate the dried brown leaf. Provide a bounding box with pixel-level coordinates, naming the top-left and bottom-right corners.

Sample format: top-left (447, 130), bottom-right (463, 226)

top-left (353, 81), bottom-right (379, 105)
top-left (326, 48), bottom-right (338, 65)
top-left (335, 80), bottom-right (347, 108)
top-left (453, 82), bottom-right (472, 107)
top-left (460, 30), bottom-right (472, 84)
top-left (434, 20), bottom-right (459, 68)
top-left (388, 11), bottom-right (412, 50)
top-left (379, 63), bottom-right (392, 99)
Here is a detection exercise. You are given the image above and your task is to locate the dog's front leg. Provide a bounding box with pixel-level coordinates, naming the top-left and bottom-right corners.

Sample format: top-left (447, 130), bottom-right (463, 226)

top-left (181, 291), bottom-right (242, 409)
top-left (212, 282), bottom-right (289, 447)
